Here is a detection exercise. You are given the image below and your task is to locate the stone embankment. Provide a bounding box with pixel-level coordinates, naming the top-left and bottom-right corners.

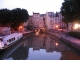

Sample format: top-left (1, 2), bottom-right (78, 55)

top-left (47, 29), bottom-right (80, 51)
top-left (22, 31), bottom-right (33, 35)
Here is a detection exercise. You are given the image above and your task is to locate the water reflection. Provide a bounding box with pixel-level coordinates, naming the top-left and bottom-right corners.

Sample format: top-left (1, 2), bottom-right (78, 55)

top-left (0, 33), bottom-right (80, 60)
top-left (26, 34), bottom-right (66, 52)
top-left (0, 39), bottom-right (29, 60)
top-left (10, 43), bottom-right (29, 60)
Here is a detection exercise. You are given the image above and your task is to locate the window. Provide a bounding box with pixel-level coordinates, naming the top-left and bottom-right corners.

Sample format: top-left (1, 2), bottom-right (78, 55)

top-left (14, 37), bottom-right (15, 40)
top-left (7, 40), bottom-right (9, 42)
top-left (9, 39), bottom-right (11, 42)
top-left (50, 20), bottom-right (52, 22)
top-left (0, 38), bottom-right (3, 42)
top-left (12, 38), bottom-right (14, 41)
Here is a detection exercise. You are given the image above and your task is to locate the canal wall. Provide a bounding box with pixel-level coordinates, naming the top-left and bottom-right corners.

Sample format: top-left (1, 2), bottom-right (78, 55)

top-left (47, 30), bottom-right (80, 51)
top-left (22, 31), bottom-right (34, 35)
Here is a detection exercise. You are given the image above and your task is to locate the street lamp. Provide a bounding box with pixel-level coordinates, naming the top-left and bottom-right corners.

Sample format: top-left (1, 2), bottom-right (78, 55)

top-left (73, 23), bottom-right (80, 30)
top-left (55, 25), bottom-right (59, 30)
top-left (56, 25), bottom-right (58, 28)
top-left (18, 26), bottom-right (23, 32)
top-left (19, 26), bottom-right (23, 29)
top-left (56, 42), bottom-right (58, 46)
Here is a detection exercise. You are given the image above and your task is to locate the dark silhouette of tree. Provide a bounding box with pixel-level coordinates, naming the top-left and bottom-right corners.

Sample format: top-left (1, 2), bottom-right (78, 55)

top-left (0, 9), bottom-right (11, 26)
top-left (0, 8), bottom-right (29, 30)
top-left (61, 0), bottom-right (80, 23)
top-left (26, 25), bottom-right (34, 31)
top-left (11, 8), bottom-right (29, 29)
top-left (11, 46), bottom-right (29, 60)
top-left (72, 0), bottom-right (80, 22)
top-left (60, 0), bottom-right (74, 29)
top-left (60, 0), bottom-right (80, 29)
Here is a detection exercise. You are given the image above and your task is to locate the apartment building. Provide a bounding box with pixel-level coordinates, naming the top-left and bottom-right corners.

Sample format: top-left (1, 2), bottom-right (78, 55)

top-left (40, 14), bottom-right (46, 30)
top-left (33, 12), bottom-right (40, 28)
top-left (32, 12), bottom-right (47, 32)
top-left (56, 12), bottom-right (66, 29)
top-left (46, 12), bottom-right (54, 29)
top-left (27, 16), bottom-right (33, 26)
top-left (25, 12), bottom-right (65, 31)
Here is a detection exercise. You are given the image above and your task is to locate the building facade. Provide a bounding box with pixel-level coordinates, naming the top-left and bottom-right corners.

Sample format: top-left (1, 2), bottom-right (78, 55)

top-left (25, 12), bottom-right (66, 31)
top-left (46, 12), bottom-right (54, 29)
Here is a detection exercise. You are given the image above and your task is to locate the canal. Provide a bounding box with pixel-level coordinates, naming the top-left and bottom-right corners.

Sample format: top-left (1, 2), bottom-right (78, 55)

top-left (0, 33), bottom-right (80, 60)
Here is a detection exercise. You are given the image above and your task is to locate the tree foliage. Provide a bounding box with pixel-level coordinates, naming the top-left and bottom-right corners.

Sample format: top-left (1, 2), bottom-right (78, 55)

top-left (0, 9), bottom-right (11, 26)
top-left (0, 8), bottom-right (29, 29)
top-left (60, 0), bottom-right (80, 24)
top-left (11, 8), bottom-right (29, 28)
top-left (26, 25), bottom-right (34, 31)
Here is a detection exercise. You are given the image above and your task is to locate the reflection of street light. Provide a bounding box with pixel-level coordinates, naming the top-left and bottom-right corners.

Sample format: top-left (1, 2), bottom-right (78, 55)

top-left (35, 31), bottom-right (39, 35)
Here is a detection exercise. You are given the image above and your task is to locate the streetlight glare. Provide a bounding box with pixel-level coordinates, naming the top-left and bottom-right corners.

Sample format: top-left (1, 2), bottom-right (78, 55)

top-left (73, 24), bottom-right (79, 30)
top-left (19, 26), bottom-right (23, 29)
top-left (56, 42), bottom-right (58, 46)
top-left (56, 25), bottom-right (59, 28)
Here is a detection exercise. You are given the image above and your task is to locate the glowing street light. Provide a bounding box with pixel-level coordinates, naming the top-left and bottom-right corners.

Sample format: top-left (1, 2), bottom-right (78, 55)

top-left (55, 25), bottom-right (59, 30)
top-left (73, 23), bottom-right (80, 30)
top-left (18, 26), bottom-right (23, 32)
top-left (56, 25), bottom-right (58, 28)
top-left (19, 26), bottom-right (23, 29)
top-left (56, 42), bottom-right (58, 46)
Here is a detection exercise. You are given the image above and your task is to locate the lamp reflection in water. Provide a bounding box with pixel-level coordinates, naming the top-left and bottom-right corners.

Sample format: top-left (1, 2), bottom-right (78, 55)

top-left (35, 31), bottom-right (39, 35)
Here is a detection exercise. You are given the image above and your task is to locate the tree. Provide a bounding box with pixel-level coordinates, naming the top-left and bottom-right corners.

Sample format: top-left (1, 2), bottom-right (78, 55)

top-left (0, 9), bottom-right (11, 26)
top-left (61, 0), bottom-right (80, 24)
top-left (11, 8), bottom-right (29, 29)
top-left (0, 8), bottom-right (29, 30)
top-left (26, 25), bottom-right (34, 31)
top-left (73, 0), bottom-right (80, 22)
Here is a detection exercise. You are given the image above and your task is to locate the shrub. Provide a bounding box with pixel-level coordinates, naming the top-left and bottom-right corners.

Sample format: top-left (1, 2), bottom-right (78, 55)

top-left (68, 31), bottom-right (80, 39)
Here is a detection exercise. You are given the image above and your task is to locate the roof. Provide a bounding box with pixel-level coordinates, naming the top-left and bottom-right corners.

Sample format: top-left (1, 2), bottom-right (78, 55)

top-left (48, 12), bottom-right (54, 17)
top-left (29, 15), bottom-right (33, 17)
top-left (55, 12), bottom-right (59, 17)
top-left (40, 14), bottom-right (46, 17)
top-left (33, 12), bottom-right (40, 14)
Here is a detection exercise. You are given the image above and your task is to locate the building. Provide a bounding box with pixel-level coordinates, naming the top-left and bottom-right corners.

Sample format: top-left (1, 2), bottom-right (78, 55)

top-left (24, 12), bottom-right (66, 31)
top-left (40, 14), bottom-right (46, 31)
top-left (0, 27), bottom-right (11, 34)
top-left (27, 16), bottom-right (33, 26)
top-left (46, 12), bottom-right (54, 29)
top-left (33, 12), bottom-right (40, 28)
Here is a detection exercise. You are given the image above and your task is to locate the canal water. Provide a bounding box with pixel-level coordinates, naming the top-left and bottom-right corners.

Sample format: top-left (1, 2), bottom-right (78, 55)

top-left (0, 33), bottom-right (80, 60)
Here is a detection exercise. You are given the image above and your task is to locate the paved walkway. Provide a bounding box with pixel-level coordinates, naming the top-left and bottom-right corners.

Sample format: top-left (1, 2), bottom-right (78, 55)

top-left (47, 30), bottom-right (80, 51)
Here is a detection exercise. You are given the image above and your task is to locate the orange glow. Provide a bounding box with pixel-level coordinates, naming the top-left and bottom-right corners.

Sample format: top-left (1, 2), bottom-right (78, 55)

top-left (19, 26), bottom-right (23, 28)
top-left (35, 30), bottom-right (37, 32)
top-left (56, 25), bottom-right (58, 28)
top-left (35, 31), bottom-right (39, 35)
top-left (73, 24), bottom-right (79, 30)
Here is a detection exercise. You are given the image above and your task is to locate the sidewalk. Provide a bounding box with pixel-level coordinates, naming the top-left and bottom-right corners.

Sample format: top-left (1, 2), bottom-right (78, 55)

top-left (47, 30), bottom-right (80, 51)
